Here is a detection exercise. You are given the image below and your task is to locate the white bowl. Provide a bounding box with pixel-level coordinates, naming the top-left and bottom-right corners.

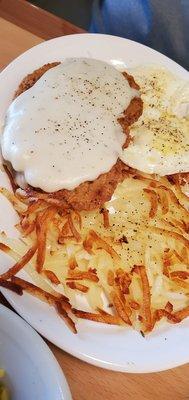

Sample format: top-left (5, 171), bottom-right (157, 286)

top-left (0, 304), bottom-right (72, 400)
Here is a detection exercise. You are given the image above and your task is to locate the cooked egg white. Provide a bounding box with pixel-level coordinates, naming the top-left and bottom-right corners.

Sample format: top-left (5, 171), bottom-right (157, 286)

top-left (1, 58), bottom-right (138, 192)
top-left (121, 66), bottom-right (189, 176)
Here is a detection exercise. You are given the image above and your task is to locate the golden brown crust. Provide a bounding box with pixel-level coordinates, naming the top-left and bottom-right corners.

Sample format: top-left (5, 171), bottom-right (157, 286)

top-left (122, 71), bottom-right (140, 90)
top-left (118, 97), bottom-right (143, 149)
top-left (26, 160), bottom-right (129, 211)
top-left (13, 62), bottom-right (143, 211)
top-left (14, 62), bottom-right (60, 98)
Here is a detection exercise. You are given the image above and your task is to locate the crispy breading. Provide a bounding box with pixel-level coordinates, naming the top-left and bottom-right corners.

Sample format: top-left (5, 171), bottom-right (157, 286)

top-left (25, 159), bottom-right (129, 210)
top-left (12, 62), bottom-right (143, 211)
top-left (14, 62), bottom-right (60, 98)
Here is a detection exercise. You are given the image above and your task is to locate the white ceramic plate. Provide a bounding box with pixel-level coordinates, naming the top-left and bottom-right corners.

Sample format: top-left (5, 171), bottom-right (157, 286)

top-left (0, 34), bottom-right (189, 373)
top-left (0, 304), bottom-right (72, 399)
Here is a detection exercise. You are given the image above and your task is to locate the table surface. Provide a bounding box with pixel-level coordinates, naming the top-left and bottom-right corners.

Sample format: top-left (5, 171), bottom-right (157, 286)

top-left (0, 4), bottom-right (189, 400)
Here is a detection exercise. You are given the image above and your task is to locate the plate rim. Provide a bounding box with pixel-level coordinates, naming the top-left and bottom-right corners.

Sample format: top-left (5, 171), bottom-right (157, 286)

top-left (1, 33), bottom-right (188, 77)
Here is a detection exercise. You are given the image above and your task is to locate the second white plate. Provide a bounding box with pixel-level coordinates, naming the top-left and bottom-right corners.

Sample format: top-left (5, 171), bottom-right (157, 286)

top-left (0, 304), bottom-right (72, 399)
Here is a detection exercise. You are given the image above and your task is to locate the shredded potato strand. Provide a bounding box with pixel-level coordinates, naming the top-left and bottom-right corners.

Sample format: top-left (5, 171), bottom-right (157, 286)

top-left (36, 206), bottom-right (57, 272)
top-left (72, 308), bottom-right (122, 325)
top-left (143, 188), bottom-right (158, 218)
top-left (0, 243), bottom-right (37, 280)
top-left (0, 278), bottom-right (23, 295)
top-left (133, 265), bottom-right (152, 332)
